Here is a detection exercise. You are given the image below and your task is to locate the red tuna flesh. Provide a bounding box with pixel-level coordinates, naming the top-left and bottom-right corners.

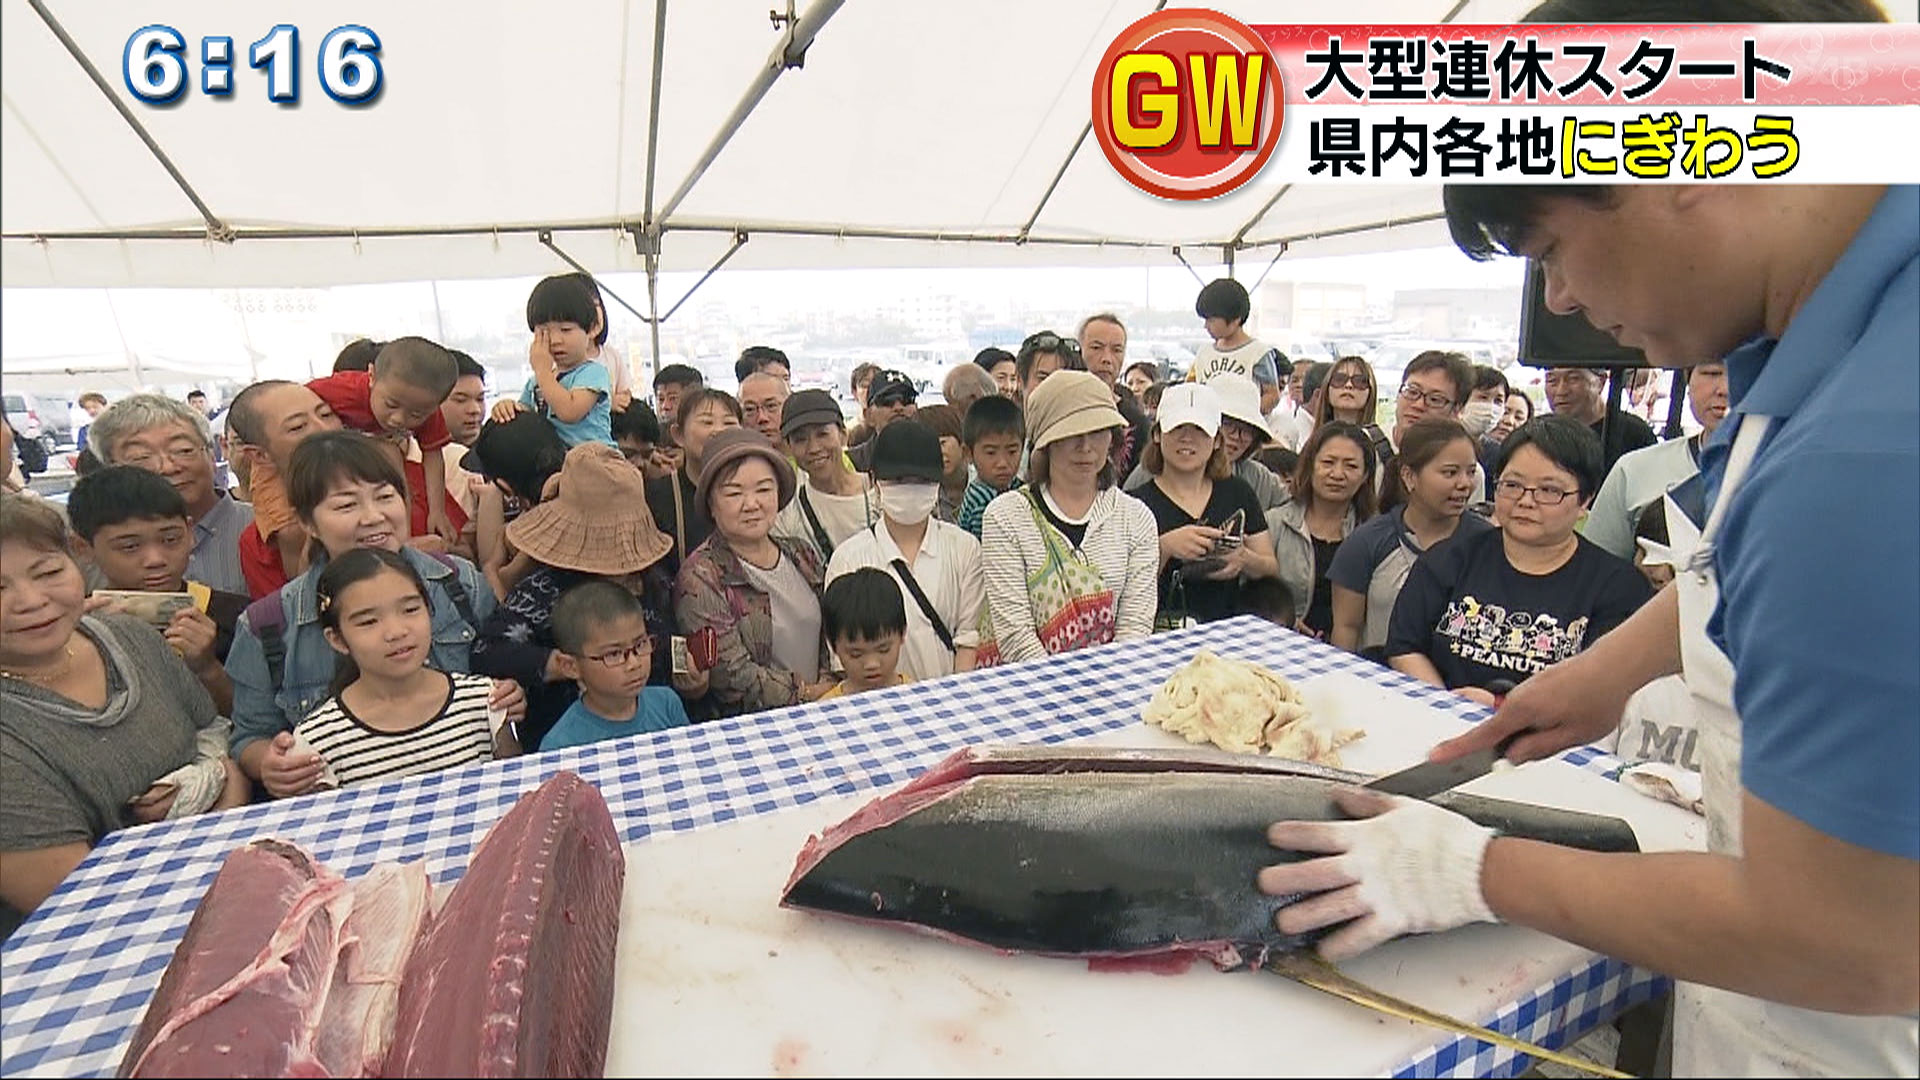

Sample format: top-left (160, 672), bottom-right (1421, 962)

top-left (121, 840), bottom-right (353, 1077)
top-left (381, 770), bottom-right (625, 1079)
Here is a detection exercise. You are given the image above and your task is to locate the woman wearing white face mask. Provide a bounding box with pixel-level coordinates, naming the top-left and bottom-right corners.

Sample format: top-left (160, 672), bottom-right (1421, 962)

top-left (826, 420), bottom-right (984, 682)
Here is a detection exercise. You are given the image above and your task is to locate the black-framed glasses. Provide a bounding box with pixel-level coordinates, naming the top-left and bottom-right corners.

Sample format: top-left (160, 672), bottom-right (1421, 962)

top-left (1493, 479), bottom-right (1575, 506)
top-left (1327, 373), bottom-right (1369, 389)
top-left (1397, 384), bottom-right (1455, 410)
top-left (581, 638), bottom-right (653, 668)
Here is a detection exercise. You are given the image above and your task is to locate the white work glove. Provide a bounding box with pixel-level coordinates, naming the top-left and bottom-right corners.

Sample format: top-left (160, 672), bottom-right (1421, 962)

top-left (1258, 787), bottom-right (1497, 961)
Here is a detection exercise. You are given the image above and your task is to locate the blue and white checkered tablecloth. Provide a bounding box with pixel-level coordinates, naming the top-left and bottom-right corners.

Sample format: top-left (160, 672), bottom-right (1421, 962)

top-left (0, 617), bottom-right (1659, 1078)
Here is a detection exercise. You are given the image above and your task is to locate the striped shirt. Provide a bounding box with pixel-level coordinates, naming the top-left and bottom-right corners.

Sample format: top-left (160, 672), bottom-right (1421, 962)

top-left (188, 492), bottom-right (254, 598)
top-left (957, 476), bottom-right (1020, 540)
top-left (294, 672), bottom-right (496, 789)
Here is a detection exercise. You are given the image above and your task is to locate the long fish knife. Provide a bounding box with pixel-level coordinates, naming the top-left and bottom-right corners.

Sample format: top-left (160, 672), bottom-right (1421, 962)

top-left (1365, 731), bottom-right (1522, 800)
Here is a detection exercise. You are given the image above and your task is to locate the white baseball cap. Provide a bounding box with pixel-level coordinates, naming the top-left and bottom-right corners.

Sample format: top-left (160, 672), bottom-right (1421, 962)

top-left (1154, 382), bottom-right (1222, 439)
top-left (1208, 372), bottom-right (1272, 440)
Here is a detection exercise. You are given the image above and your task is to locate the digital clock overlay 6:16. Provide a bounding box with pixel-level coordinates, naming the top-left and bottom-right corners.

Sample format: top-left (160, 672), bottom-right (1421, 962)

top-left (123, 24), bottom-right (383, 106)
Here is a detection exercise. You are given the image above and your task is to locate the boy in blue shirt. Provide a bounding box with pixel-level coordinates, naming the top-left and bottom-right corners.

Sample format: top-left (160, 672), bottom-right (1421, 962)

top-left (543, 581), bottom-right (688, 751)
top-left (956, 395), bottom-right (1025, 540)
top-left (490, 274), bottom-right (614, 448)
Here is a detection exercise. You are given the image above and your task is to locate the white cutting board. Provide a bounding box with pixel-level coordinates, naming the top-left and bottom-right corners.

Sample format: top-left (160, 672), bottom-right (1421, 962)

top-left (605, 671), bottom-right (1703, 1077)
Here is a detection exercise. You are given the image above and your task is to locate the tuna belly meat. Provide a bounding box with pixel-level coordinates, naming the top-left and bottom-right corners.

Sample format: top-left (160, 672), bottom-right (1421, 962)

top-left (313, 862), bottom-right (434, 1079)
top-left (382, 770), bottom-right (626, 1079)
top-left (123, 844), bottom-right (354, 1078)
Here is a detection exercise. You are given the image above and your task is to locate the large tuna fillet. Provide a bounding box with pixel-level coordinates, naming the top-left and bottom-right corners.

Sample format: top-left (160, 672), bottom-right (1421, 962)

top-left (121, 840), bottom-right (353, 1077)
top-left (782, 745), bottom-right (1639, 969)
top-left (382, 770), bottom-right (625, 1079)
top-left (313, 862), bottom-right (434, 1078)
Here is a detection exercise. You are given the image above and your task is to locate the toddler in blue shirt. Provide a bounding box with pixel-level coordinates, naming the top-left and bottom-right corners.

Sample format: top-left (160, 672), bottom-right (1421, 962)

top-left (543, 581), bottom-right (689, 752)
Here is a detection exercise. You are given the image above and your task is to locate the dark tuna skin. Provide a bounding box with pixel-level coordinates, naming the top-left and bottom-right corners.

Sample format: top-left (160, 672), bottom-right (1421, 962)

top-left (781, 747), bottom-right (1639, 963)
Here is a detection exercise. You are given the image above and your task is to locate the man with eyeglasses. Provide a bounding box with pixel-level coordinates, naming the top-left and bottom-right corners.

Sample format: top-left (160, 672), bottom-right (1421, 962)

top-left (1379, 351), bottom-right (1482, 505)
top-left (1544, 366), bottom-right (1657, 478)
top-left (89, 394), bottom-right (254, 596)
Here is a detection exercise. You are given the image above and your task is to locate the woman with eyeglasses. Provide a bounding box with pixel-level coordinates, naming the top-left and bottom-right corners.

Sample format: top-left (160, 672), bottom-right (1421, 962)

top-left (1267, 421), bottom-right (1377, 641)
top-left (1384, 416), bottom-right (1651, 705)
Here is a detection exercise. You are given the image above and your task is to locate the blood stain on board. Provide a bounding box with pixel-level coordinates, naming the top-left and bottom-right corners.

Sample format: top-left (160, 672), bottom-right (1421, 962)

top-left (772, 1037), bottom-right (809, 1077)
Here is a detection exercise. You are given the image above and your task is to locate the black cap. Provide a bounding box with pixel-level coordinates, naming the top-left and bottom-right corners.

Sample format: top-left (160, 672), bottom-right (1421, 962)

top-left (870, 419), bottom-right (944, 483)
top-left (779, 388), bottom-right (844, 440)
top-left (867, 369), bottom-right (918, 406)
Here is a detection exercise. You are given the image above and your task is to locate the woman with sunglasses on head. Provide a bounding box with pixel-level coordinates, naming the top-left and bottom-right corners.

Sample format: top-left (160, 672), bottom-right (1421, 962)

top-left (1384, 416), bottom-right (1651, 706)
top-left (1268, 422), bottom-right (1377, 641)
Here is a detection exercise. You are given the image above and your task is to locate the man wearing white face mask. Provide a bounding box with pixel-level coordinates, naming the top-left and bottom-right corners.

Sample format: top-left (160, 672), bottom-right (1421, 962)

top-left (826, 419), bottom-right (984, 682)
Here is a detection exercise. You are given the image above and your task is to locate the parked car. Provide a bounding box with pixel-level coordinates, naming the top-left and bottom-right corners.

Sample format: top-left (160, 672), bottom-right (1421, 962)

top-left (3, 392), bottom-right (70, 455)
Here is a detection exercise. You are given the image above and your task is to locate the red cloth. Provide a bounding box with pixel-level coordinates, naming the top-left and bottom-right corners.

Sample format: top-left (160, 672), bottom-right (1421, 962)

top-left (307, 370), bottom-right (452, 451)
top-left (239, 523), bottom-right (289, 600)
top-left (405, 458), bottom-right (470, 537)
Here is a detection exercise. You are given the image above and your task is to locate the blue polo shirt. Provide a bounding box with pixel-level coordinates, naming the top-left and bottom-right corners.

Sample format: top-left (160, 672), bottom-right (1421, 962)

top-left (1702, 185), bottom-right (1918, 860)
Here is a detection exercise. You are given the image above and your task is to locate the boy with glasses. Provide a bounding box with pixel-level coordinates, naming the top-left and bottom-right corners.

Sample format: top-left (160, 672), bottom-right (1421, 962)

top-left (541, 581), bottom-right (689, 752)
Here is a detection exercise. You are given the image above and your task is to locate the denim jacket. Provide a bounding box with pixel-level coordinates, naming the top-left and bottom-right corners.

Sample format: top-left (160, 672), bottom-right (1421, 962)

top-left (226, 548), bottom-right (493, 757)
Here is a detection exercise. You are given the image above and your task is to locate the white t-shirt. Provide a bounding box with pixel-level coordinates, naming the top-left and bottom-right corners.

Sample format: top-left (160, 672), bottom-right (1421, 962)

top-left (1189, 338), bottom-right (1281, 388)
top-left (773, 477), bottom-right (880, 562)
top-left (595, 341), bottom-right (631, 396)
top-left (739, 552), bottom-right (822, 682)
top-left (1266, 400), bottom-right (1310, 451)
top-left (825, 519), bottom-right (984, 681)
top-left (1600, 674), bottom-right (1700, 770)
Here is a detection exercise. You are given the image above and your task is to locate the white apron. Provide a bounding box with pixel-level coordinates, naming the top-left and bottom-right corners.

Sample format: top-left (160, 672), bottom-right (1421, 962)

top-left (1670, 414), bottom-right (1920, 1077)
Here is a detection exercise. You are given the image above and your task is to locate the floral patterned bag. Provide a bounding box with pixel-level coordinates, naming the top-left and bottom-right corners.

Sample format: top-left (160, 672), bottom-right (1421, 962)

top-left (974, 490), bottom-right (1117, 668)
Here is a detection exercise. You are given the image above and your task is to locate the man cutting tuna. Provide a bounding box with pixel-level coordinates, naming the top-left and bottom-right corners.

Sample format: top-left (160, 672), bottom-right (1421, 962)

top-left (1258, 17), bottom-right (1917, 1080)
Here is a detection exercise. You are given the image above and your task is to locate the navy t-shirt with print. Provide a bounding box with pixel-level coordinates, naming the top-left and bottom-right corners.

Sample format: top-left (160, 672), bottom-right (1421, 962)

top-left (1385, 527), bottom-right (1651, 691)
top-left (1127, 476), bottom-right (1268, 624)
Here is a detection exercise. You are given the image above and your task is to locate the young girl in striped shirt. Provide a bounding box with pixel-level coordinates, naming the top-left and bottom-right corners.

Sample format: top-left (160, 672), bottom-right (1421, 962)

top-left (294, 548), bottom-right (518, 789)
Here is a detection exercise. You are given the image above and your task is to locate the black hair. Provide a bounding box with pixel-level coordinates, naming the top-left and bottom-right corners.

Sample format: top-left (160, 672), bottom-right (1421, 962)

top-left (1403, 350), bottom-right (1475, 410)
top-left (315, 547), bottom-right (430, 696)
top-left (1382, 418), bottom-right (1476, 511)
top-left (1016, 331), bottom-right (1083, 388)
top-left (1141, 382), bottom-right (1165, 411)
top-left (562, 272), bottom-right (611, 346)
top-left (470, 412), bottom-right (569, 503)
top-left (72, 446), bottom-right (103, 478)
top-left (186, 389), bottom-right (207, 401)
top-left (611, 398), bottom-right (662, 445)
top-left (450, 349), bottom-right (486, 383)
top-left (1242, 576), bottom-right (1296, 628)
top-left (334, 338), bottom-right (381, 373)
top-left (552, 580), bottom-right (647, 656)
top-left (372, 337), bottom-right (459, 399)
top-left (653, 363), bottom-right (705, 390)
top-left (1253, 445), bottom-right (1299, 479)
top-left (1494, 415), bottom-right (1605, 503)
top-left (672, 387), bottom-right (743, 433)
top-left (962, 395), bottom-right (1025, 446)
top-left (1473, 364), bottom-right (1509, 398)
top-left (1446, 0), bottom-right (1884, 262)
top-left (1302, 361), bottom-right (1335, 404)
top-left (973, 347), bottom-right (1014, 372)
top-left (1195, 278), bottom-right (1251, 324)
top-left (226, 379), bottom-right (297, 447)
top-left (1293, 421), bottom-right (1379, 522)
top-left (67, 464), bottom-right (189, 542)
top-left (821, 567), bottom-right (908, 646)
top-left (736, 346), bottom-right (790, 382)
top-left (526, 274), bottom-right (601, 333)
top-left (1122, 360), bottom-right (1159, 385)
top-left (286, 431), bottom-right (409, 522)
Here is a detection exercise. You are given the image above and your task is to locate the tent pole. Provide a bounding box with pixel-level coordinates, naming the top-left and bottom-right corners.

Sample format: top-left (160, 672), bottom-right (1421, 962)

top-left (26, 0), bottom-right (232, 242)
top-left (658, 232), bottom-right (748, 323)
top-left (1170, 247), bottom-right (1204, 286)
top-left (655, 0), bottom-right (845, 225)
top-left (642, 0), bottom-right (669, 227)
top-left (538, 231), bottom-right (652, 324)
top-left (645, 247), bottom-right (663, 389)
top-left (1248, 241), bottom-right (1291, 294)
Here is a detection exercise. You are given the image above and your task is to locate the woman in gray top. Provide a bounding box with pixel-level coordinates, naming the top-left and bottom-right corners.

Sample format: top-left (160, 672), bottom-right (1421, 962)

top-left (0, 495), bottom-right (247, 939)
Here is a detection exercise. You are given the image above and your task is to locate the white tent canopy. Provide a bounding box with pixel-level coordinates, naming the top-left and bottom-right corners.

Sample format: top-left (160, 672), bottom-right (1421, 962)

top-left (2, 0), bottom-right (1559, 292)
